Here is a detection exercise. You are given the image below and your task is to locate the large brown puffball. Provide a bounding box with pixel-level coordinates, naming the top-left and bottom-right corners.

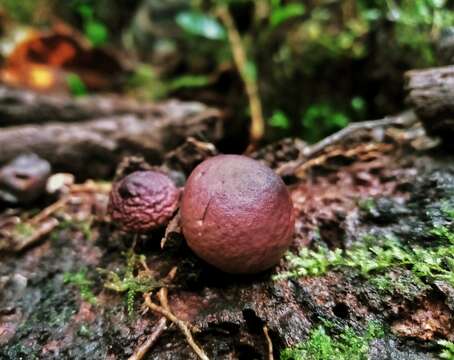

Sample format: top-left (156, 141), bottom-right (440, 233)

top-left (109, 171), bottom-right (179, 232)
top-left (180, 155), bottom-right (294, 274)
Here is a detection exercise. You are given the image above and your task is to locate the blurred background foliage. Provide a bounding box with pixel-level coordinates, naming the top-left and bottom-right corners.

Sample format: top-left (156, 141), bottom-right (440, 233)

top-left (1, 0), bottom-right (453, 144)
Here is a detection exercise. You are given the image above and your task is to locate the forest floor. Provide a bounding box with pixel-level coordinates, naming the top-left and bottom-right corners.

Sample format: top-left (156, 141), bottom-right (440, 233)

top-left (1, 114), bottom-right (454, 359)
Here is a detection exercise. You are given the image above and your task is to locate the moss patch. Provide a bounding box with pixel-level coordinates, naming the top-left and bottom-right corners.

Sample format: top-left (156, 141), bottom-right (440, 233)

top-left (281, 321), bottom-right (384, 360)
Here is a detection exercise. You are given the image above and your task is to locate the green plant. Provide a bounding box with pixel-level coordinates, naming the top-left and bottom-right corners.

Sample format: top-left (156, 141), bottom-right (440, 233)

top-left (97, 249), bottom-right (161, 315)
top-left (431, 226), bottom-right (454, 244)
top-left (302, 103), bottom-right (350, 143)
top-left (439, 340), bottom-right (454, 360)
top-left (268, 110), bottom-right (290, 130)
top-left (63, 269), bottom-right (97, 305)
top-left (13, 222), bottom-right (35, 239)
top-left (73, 1), bottom-right (109, 46)
top-left (275, 234), bottom-right (454, 288)
top-left (383, 0), bottom-right (454, 64)
top-left (0, 0), bottom-right (40, 22)
top-left (66, 73), bottom-right (87, 97)
top-left (358, 198), bottom-right (377, 215)
top-left (368, 271), bottom-right (429, 298)
top-left (281, 321), bottom-right (384, 360)
top-left (176, 10), bottom-right (226, 40)
top-left (269, 0), bottom-right (305, 28)
top-left (442, 204), bottom-right (454, 220)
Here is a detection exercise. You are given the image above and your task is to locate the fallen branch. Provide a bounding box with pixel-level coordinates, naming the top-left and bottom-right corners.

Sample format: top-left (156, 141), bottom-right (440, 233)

top-left (0, 86), bottom-right (154, 126)
top-left (306, 111), bottom-right (417, 158)
top-left (276, 111), bottom-right (418, 177)
top-left (0, 103), bottom-right (223, 178)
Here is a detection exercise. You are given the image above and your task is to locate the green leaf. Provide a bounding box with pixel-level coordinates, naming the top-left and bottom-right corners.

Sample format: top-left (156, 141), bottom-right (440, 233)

top-left (84, 20), bottom-right (108, 46)
top-left (77, 4), bottom-right (93, 20)
top-left (269, 110), bottom-right (290, 129)
top-left (270, 3), bottom-right (305, 27)
top-left (168, 74), bottom-right (211, 91)
top-left (176, 11), bottom-right (226, 40)
top-left (351, 96), bottom-right (366, 112)
top-left (66, 73), bottom-right (87, 97)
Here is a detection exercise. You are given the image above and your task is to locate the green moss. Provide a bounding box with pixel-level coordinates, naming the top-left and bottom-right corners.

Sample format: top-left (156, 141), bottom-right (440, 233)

top-left (281, 321), bottom-right (384, 360)
top-left (64, 269), bottom-right (97, 305)
top-left (368, 271), bottom-right (429, 299)
top-left (98, 249), bottom-right (161, 315)
top-left (431, 226), bottom-right (454, 244)
top-left (358, 198), bottom-right (377, 215)
top-left (439, 340), bottom-right (454, 360)
top-left (275, 231), bottom-right (454, 288)
top-left (55, 218), bottom-right (94, 241)
top-left (14, 222), bottom-right (35, 238)
top-left (78, 324), bottom-right (92, 338)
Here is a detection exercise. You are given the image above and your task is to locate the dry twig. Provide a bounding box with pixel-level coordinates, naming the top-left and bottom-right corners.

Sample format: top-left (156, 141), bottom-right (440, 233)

top-left (13, 218), bottom-right (59, 252)
top-left (276, 111), bottom-right (418, 177)
top-left (306, 111), bottom-right (417, 158)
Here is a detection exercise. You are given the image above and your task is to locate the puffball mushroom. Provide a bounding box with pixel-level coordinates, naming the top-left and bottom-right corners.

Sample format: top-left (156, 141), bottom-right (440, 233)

top-left (108, 171), bottom-right (179, 232)
top-left (180, 155), bottom-right (295, 274)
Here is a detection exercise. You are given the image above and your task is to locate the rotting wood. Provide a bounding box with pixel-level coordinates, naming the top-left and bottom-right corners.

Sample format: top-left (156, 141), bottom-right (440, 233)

top-left (405, 65), bottom-right (454, 142)
top-left (0, 103), bottom-right (223, 178)
top-left (0, 86), bottom-right (154, 126)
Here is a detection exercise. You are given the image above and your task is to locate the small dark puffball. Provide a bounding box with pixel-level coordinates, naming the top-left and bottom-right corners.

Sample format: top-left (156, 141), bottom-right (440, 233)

top-left (181, 155), bottom-right (295, 274)
top-left (109, 171), bottom-right (179, 232)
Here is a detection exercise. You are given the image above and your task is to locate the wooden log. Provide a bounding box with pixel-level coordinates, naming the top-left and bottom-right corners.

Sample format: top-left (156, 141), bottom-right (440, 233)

top-left (0, 101), bottom-right (223, 178)
top-left (0, 86), bottom-right (155, 126)
top-left (405, 65), bottom-right (454, 142)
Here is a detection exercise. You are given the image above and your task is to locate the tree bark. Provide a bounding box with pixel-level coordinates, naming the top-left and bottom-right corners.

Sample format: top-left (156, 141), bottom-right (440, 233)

top-left (0, 86), bottom-right (156, 126)
top-left (0, 101), bottom-right (223, 178)
top-left (405, 65), bottom-right (454, 142)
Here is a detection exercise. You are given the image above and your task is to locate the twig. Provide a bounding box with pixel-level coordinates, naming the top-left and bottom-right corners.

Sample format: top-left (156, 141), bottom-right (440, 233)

top-left (128, 317), bottom-right (167, 360)
top-left (263, 325), bottom-right (274, 360)
top-left (129, 267), bottom-right (178, 360)
top-left (144, 293), bottom-right (209, 360)
top-left (217, 5), bottom-right (265, 144)
top-left (14, 218), bottom-right (59, 252)
top-left (7, 180), bottom-right (111, 252)
top-left (29, 195), bottom-right (70, 225)
top-left (306, 111), bottom-right (417, 158)
top-left (276, 111), bottom-right (418, 176)
top-left (29, 180), bottom-right (110, 226)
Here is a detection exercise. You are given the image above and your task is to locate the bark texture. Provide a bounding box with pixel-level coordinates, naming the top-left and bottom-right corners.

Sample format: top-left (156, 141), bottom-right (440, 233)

top-left (0, 86), bottom-right (154, 126)
top-left (0, 100), bottom-right (223, 178)
top-left (405, 65), bottom-right (454, 142)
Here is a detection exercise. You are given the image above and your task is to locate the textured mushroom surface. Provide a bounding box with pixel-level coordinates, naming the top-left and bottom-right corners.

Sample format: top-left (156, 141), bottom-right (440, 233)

top-left (181, 155), bottom-right (295, 274)
top-left (108, 171), bottom-right (179, 232)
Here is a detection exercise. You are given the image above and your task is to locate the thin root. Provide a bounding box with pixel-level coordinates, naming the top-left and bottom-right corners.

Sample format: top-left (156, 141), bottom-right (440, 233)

top-left (263, 325), bottom-right (274, 360)
top-left (144, 293), bottom-right (209, 360)
top-left (128, 317), bottom-right (167, 360)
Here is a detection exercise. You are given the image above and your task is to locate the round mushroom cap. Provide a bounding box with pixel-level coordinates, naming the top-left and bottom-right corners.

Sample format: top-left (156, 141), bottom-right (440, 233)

top-left (181, 155), bottom-right (294, 274)
top-left (109, 171), bottom-right (179, 232)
